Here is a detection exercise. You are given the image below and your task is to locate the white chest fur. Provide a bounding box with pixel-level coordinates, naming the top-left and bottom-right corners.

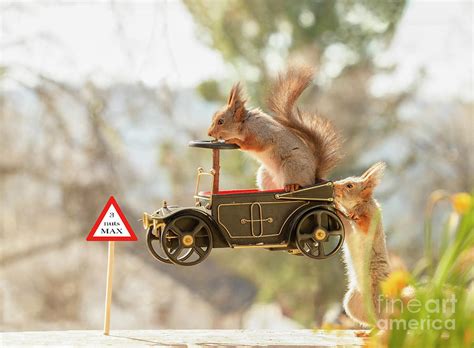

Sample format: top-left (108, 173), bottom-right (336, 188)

top-left (345, 231), bottom-right (368, 289)
top-left (250, 150), bottom-right (284, 186)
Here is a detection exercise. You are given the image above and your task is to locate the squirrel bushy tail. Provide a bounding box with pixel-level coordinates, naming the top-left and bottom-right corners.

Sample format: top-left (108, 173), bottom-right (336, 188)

top-left (267, 66), bottom-right (342, 178)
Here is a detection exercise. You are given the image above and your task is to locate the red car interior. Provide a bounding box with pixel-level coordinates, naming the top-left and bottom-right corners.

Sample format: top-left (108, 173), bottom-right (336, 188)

top-left (199, 188), bottom-right (284, 196)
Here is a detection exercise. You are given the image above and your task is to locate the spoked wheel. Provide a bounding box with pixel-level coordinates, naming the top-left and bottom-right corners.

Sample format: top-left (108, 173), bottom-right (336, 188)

top-left (161, 214), bottom-right (213, 266)
top-left (146, 224), bottom-right (171, 264)
top-left (295, 208), bottom-right (344, 259)
top-left (146, 223), bottom-right (193, 264)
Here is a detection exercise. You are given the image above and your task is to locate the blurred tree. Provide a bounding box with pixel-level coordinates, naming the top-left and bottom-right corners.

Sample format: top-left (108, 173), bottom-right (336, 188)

top-left (185, 0), bottom-right (405, 101)
top-left (185, 0), bottom-right (412, 172)
top-left (0, 2), bottom-right (259, 330)
top-left (184, 0), bottom-right (409, 326)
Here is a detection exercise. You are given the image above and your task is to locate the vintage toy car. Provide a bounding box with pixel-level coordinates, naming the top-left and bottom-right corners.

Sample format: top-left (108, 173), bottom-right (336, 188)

top-left (142, 140), bottom-right (345, 266)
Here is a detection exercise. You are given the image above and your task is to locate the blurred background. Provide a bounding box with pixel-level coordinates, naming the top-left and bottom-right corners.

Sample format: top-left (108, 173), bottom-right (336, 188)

top-left (1, 0), bottom-right (472, 331)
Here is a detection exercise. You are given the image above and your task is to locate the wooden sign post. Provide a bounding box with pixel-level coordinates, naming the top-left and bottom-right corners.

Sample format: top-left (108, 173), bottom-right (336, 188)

top-left (103, 241), bottom-right (115, 335)
top-left (86, 196), bottom-right (137, 335)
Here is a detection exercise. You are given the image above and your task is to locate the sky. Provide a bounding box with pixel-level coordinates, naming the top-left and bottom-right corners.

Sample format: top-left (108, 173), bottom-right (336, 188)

top-left (372, 1), bottom-right (473, 101)
top-left (2, 1), bottom-right (226, 87)
top-left (1, 1), bottom-right (473, 100)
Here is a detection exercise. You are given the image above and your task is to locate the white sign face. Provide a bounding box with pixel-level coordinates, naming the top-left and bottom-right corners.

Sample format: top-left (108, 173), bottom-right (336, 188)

top-left (86, 196), bottom-right (137, 241)
top-left (92, 205), bottom-right (131, 238)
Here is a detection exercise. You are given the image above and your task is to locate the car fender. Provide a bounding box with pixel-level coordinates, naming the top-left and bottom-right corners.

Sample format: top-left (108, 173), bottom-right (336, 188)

top-left (161, 207), bottom-right (232, 248)
top-left (285, 204), bottom-right (342, 242)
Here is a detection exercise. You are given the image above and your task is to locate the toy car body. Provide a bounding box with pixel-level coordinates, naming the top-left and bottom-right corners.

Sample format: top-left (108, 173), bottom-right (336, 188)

top-left (143, 141), bottom-right (345, 266)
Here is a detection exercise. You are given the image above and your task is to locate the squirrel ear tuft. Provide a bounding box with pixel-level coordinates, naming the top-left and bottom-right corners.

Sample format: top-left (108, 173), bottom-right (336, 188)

top-left (362, 161), bottom-right (386, 182)
top-left (227, 82), bottom-right (247, 121)
top-left (227, 82), bottom-right (239, 105)
top-left (360, 162), bottom-right (386, 198)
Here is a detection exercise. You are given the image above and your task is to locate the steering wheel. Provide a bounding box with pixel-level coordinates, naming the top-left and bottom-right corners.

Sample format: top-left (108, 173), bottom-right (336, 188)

top-left (188, 140), bottom-right (240, 150)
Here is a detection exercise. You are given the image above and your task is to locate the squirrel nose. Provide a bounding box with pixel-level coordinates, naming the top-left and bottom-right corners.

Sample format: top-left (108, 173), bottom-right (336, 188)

top-left (208, 130), bottom-right (212, 137)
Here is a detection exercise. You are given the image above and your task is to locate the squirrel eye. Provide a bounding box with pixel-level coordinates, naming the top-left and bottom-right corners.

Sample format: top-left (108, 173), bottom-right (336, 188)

top-left (217, 118), bottom-right (224, 125)
top-left (346, 183), bottom-right (353, 189)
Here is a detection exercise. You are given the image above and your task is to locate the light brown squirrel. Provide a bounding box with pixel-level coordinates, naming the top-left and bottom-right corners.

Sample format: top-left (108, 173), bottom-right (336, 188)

top-left (333, 162), bottom-right (391, 327)
top-left (207, 66), bottom-right (342, 192)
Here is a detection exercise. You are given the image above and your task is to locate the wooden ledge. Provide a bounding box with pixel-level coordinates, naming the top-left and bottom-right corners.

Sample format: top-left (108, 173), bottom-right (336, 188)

top-left (1, 329), bottom-right (367, 347)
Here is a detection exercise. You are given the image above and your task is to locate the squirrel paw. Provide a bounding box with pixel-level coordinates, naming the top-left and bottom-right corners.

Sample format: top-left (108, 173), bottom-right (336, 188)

top-left (284, 184), bottom-right (301, 192)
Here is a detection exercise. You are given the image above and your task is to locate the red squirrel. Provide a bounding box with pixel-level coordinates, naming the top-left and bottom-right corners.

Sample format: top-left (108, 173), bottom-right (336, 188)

top-left (207, 66), bottom-right (342, 192)
top-left (333, 162), bottom-right (391, 327)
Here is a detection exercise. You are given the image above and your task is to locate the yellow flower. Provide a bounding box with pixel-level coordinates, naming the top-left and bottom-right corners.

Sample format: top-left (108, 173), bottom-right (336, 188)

top-left (465, 328), bottom-right (473, 347)
top-left (451, 192), bottom-right (472, 214)
top-left (400, 285), bottom-right (416, 303)
top-left (380, 270), bottom-right (411, 299)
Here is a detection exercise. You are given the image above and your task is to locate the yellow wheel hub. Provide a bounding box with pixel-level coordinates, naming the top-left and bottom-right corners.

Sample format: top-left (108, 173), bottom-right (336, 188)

top-left (182, 235), bottom-right (194, 247)
top-left (314, 228), bottom-right (327, 241)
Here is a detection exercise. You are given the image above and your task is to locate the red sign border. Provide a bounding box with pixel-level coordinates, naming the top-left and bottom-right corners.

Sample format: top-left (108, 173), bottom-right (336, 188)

top-left (86, 196), bottom-right (138, 241)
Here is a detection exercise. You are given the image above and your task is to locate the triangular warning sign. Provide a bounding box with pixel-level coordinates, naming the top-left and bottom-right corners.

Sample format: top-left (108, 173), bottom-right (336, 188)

top-left (86, 196), bottom-right (137, 241)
